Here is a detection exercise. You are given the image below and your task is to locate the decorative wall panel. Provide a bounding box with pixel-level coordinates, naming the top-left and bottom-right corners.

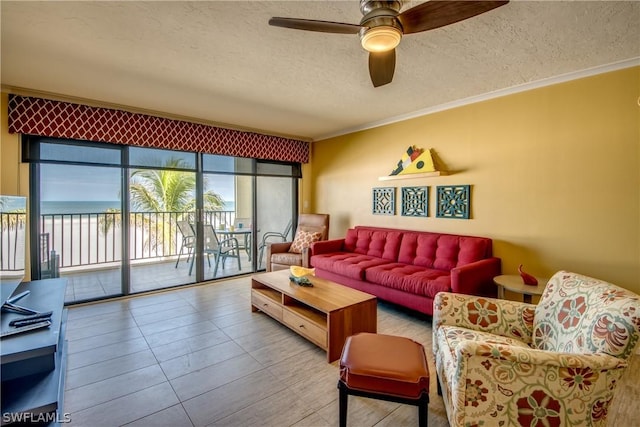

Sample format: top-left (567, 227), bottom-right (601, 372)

top-left (436, 185), bottom-right (470, 219)
top-left (7, 95), bottom-right (309, 163)
top-left (401, 186), bottom-right (429, 217)
top-left (372, 187), bottom-right (395, 215)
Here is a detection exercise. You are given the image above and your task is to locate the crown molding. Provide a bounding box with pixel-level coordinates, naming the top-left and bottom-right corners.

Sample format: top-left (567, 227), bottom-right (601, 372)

top-left (313, 57), bottom-right (640, 142)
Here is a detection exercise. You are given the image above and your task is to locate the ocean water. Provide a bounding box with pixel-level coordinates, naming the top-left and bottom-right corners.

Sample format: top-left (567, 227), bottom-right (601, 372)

top-left (0, 196), bottom-right (27, 212)
top-left (41, 201), bottom-right (120, 215)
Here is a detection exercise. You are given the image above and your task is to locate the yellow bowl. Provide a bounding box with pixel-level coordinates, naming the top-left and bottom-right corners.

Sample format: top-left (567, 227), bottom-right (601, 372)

top-left (290, 266), bottom-right (315, 278)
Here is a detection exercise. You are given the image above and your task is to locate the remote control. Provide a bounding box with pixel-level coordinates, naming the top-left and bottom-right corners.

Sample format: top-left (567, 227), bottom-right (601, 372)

top-left (6, 290), bottom-right (30, 304)
top-left (11, 317), bottom-right (54, 327)
top-left (1, 320), bottom-right (51, 338)
top-left (9, 311), bottom-right (53, 326)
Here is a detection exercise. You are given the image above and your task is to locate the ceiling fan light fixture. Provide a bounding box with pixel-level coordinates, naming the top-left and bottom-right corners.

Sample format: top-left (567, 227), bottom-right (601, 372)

top-left (360, 26), bottom-right (402, 52)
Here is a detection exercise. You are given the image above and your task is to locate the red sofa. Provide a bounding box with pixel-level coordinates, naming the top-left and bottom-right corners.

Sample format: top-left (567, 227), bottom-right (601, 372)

top-left (310, 226), bottom-right (501, 316)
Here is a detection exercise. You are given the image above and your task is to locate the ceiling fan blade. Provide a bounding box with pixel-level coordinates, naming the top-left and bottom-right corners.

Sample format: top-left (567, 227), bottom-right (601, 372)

top-left (269, 17), bottom-right (362, 34)
top-left (398, 1), bottom-right (509, 35)
top-left (369, 50), bottom-right (396, 88)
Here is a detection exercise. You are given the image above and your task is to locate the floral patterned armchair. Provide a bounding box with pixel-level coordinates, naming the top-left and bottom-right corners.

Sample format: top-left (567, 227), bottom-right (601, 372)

top-left (433, 271), bottom-right (640, 427)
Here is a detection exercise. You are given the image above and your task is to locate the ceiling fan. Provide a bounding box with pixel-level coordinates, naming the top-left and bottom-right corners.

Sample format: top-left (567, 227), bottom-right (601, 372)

top-left (269, 0), bottom-right (509, 87)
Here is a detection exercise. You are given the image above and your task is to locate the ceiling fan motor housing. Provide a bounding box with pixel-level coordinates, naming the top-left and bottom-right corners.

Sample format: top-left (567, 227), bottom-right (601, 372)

top-left (359, 0), bottom-right (404, 52)
top-left (359, 0), bottom-right (403, 16)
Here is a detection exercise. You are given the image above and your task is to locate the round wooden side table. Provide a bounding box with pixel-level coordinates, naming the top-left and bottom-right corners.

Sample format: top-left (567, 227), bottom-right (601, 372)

top-left (494, 274), bottom-right (547, 304)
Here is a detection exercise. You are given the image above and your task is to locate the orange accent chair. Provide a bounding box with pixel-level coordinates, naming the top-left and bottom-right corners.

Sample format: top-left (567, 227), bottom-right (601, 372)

top-left (266, 213), bottom-right (329, 272)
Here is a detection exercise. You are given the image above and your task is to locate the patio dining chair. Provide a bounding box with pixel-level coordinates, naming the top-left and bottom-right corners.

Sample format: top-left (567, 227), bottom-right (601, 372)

top-left (189, 224), bottom-right (241, 276)
top-left (175, 221), bottom-right (195, 268)
top-left (40, 232), bottom-right (60, 279)
top-left (257, 219), bottom-right (293, 267)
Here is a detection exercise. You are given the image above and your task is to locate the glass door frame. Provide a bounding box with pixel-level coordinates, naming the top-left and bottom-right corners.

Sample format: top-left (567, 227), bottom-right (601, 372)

top-left (24, 136), bottom-right (301, 303)
top-left (28, 140), bottom-right (127, 301)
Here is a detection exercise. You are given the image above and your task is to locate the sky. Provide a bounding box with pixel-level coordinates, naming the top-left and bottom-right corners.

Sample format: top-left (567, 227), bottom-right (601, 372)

top-left (40, 164), bottom-right (235, 203)
top-left (39, 143), bottom-right (238, 203)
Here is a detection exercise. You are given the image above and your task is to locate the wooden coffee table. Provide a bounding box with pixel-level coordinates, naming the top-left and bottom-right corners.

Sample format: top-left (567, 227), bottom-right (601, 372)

top-left (251, 270), bottom-right (377, 362)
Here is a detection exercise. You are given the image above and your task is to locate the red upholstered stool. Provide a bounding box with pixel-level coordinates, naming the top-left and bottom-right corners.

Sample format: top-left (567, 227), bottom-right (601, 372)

top-left (338, 333), bottom-right (430, 427)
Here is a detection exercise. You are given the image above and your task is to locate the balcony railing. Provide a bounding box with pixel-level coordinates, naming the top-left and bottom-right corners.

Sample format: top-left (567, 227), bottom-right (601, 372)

top-left (0, 210), bottom-right (237, 271)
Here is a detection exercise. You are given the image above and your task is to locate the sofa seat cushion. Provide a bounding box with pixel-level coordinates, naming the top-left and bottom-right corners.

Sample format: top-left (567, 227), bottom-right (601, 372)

top-left (366, 263), bottom-right (451, 298)
top-left (271, 251), bottom-right (302, 267)
top-left (311, 252), bottom-right (390, 280)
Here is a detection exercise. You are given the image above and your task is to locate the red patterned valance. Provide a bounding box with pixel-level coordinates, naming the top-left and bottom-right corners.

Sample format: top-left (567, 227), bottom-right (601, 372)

top-left (8, 95), bottom-right (309, 163)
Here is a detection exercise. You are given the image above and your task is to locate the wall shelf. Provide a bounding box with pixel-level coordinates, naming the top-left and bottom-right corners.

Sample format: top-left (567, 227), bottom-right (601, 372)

top-left (378, 171), bottom-right (447, 181)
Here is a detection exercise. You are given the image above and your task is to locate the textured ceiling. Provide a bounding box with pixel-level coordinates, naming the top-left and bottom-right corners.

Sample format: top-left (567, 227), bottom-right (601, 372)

top-left (1, 1), bottom-right (639, 141)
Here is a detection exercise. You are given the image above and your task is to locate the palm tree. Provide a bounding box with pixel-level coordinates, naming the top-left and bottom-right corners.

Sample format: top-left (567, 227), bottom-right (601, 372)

top-left (129, 158), bottom-right (224, 213)
top-left (101, 158), bottom-right (225, 256)
top-left (0, 196), bottom-right (26, 230)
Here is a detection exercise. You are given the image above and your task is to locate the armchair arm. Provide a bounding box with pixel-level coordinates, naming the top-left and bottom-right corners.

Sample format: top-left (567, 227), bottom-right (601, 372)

top-left (441, 341), bottom-right (628, 427)
top-left (268, 241), bottom-right (293, 254)
top-left (459, 341), bottom-right (627, 371)
top-left (301, 247), bottom-right (311, 268)
top-left (450, 257), bottom-right (501, 297)
top-left (265, 242), bottom-right (293, 272)
top-left (434, 291), bottom-right (535, 343)
top-left (310, 238), bottom-right (345, 255)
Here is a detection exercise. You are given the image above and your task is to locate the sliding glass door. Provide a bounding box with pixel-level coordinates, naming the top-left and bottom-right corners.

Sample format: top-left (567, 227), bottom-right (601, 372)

top-left (36, 142), bottom-right (123, 302)
top-left (200, 155), bottom-right (255, 280)
top-left (128, 147), bottom-right (198, 292)
top-left (256, 162), bottom-right (297, 270)
top-left (26, 137), bottom-right (299, 303)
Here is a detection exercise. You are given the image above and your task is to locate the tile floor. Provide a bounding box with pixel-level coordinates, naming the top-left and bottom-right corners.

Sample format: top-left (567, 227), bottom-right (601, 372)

top-left (63, 276), bottom-right (449, 427)
top-left (62, 253), bottom-right (257, 304)
top-left (63, 275), bottom-right (639, 427)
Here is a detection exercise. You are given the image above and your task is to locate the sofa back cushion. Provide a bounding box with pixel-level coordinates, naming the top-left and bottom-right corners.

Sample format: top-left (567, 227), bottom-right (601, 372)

top-left (345, 227), bottom-right (493, 271)
top-left (344, 228), bottom-right (402, 261)
top-left (398, 233), bottom-right (438, 268)
top-left (533, 271), bottom-right (640, 359)
top-left (398, 232), bottom-right (492, 270)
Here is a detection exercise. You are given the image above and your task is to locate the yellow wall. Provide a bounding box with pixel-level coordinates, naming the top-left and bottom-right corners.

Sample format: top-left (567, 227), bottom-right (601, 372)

top-left (310, 67), bottom-right (640, 293)
top-left (0, 93), bottom-right (28, 196)
top-left (1, 92), bottom-right (32, 279)
top-left (2, 68), bottom-right (639, 291)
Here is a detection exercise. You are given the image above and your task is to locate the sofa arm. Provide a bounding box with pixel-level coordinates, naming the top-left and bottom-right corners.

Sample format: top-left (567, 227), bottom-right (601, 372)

top-left (450, 257), bottom-right (501, 297)
top-left (310, 238), bottom-right (345, 255)
top-left (433, 291), bottom-right (535, 343)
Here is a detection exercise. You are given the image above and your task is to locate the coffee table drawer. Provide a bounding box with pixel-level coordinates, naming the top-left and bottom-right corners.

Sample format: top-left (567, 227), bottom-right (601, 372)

top-left (252, 291), bottom-right (283, 320)
top-left (283, 309), bottom-right (327, 348)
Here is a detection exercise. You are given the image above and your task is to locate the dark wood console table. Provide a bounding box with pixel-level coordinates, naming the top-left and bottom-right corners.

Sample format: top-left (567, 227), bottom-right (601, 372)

top-left (1, 279), bottom-right (68, 426)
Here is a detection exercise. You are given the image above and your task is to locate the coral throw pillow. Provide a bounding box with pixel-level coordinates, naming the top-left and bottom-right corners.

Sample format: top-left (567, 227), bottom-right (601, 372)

top-left (289, 230), bottom-right (322, 254)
